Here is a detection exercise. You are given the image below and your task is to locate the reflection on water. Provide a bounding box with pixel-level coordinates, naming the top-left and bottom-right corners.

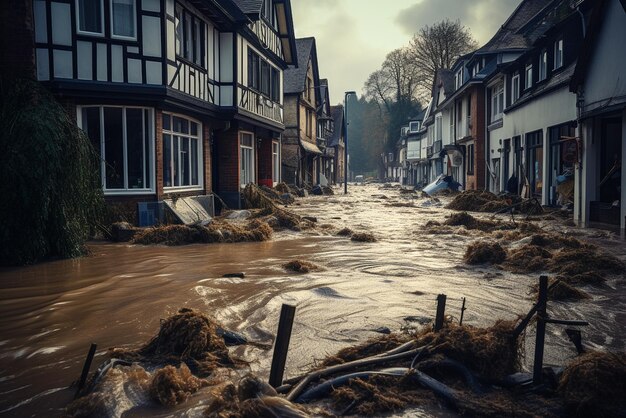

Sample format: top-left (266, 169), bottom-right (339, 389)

top-left (1, 184), bottom-right (625, 417)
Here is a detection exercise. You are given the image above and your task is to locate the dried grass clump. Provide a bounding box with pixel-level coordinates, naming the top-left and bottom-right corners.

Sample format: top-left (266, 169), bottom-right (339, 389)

top-left (336, 227), bottom-right (354, 237)
top-left (559, 351), bottom-right (626, 417)
top-left (530, 279), bottom-right (590, 301)
top-left (283, 260), bottom-right (321, 273)
top-left (386, 202), bottom-right (415, 208)
top-left (529, 233), bottom-right (590, 250)
top-left (351, 232), bottom-right (377, 243)
top-left (444, 212), bottom-right (499, 231)
top-left (111, 308), bottom-right (234, 376)
top-left (274, 182), bottom-right (291, 194)
top-left (242, 184), bottom-right (306, 231)
top-left (150, 363), bottom-right (207, 406)
top-left (320, 334), bottom-right (411, 367)
top-left (331, 375), bottom-right (433, 416)
top-left (504, 244), bottom-right (552, 273)
top-left (415, 320), bottom-right (520, 379)
top-left (558, 273), bottom-right (606, 287)
top-left (131, 220), bottom-right (273, 246)
top-left (549, 248), bottom-right (625, 277)
top-left (464, 241), bottom-right (507, 265)
top-left (446, 190), bottom-right (509, 212)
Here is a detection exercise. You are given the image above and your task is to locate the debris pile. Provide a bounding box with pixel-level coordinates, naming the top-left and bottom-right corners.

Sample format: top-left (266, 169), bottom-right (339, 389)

top-left (444, 212), bottom-right (500, 232)
top-left (283, 260), bottom-right (321, 274)
top-left (131, 220), bottom-right (273, 246)
top-left (243, 184), bottom-right (311, 231)
top-left (464, 241), bottom-right (507, 265)
top-left (446, 190), bottom-right (510, 212)
top-left (549, 248), bottom-right (624, 277)
top-left (504, 244), bottom-right (552, 273)
top-left (336, 227), bottom-right (354, 237)
top-left (559, 351), bottom-right (626, 417)
top-left (530, 279), bottom-right (590, 301)
top-left (111, 308), bottom-right (235, 376)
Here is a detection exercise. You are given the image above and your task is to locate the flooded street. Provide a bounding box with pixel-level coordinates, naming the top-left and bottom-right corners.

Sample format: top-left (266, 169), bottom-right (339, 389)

top-left (1, 184), bottom-right (625, 417)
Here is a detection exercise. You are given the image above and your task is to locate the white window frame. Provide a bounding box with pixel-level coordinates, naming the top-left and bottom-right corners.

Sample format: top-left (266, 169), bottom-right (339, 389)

top-left (491, 82), bottom-right (504, 121)
top-left (525, 64), bottom-right (533, 89)
top-left (435, 115), bottom-right (443, 142)
top-left (554, 38), bottom-right (563, 69)
top-left (272, 141), bottom-right (280, 186)
top-left (539, 50), bottom-right (547, 81)
top-left (77, 105), bottom-right (156, 196)
top-left (512, 73), bottom-right (520, 102)
top-left (75, 0), bottom-right (105, 37)
top-left (162, 113), bottom-right (204, 193)
top-left (409, 121), bottom-right (420, 133)
top-left (110, 0), bottom-right (138, 41)
top-left (240, 132), bottom-right (256, 188)
top-left (455, 69), bottom-right (462, 89)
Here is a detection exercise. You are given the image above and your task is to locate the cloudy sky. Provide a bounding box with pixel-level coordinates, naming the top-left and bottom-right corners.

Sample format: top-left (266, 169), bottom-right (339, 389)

top-left (291, 0), bottom-right (521, 104)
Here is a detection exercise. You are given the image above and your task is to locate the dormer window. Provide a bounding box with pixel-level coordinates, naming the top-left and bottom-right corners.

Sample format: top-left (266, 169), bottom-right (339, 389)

top-left (539, 50), bottom-right (547, 81)
top-left (409, 121), bottom-right (420, 132)
top-left (455, 69), bottom-right (463, 89)
top-left (554, 38), bottom-right (563, 69)
top-left (525, 64), bottom-right (533, 89)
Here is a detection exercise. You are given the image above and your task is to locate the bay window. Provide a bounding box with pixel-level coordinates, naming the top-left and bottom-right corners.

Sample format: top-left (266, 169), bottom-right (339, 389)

top-left (79, 106), bottom-right (154, 193)
top-left (240, 133), bottom-right (255, 187)
top-left (111, 0), bottom-right (136, 39)
top-left (162, 114), bottom-right (203, 190)
top-left (76, 0), bottom-right (104, 35)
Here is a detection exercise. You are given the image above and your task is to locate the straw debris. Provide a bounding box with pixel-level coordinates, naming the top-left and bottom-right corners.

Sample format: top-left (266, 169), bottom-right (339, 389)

top-left (464, 241), bottom-right (507, 265)
top-left (530, 279), bottom-right (590, 301)
top-left (559, 351), bottom-right (626, 417)
top-left (150, 363), bottom-right (208, 406)
top-left (444, 212), bottom-right (500, 232)
top-left (549, 248), bottom-right (625, 277)
top-left (504, 244), bottom-right (552, 273)
top-left (351, 232), bottom-right (377, 243)
top-left (321, 334), bottom-right (411, 367)
top-left (111, 308), bottom-right (234, 376)
top-left (446, 190), bottom-right (509, 212)
top-left (337, 227), bottom-right (354, 237)
top-left (131, 220), bottom-right (273, 246)
top-left (243, 184), bottom-right (309, 231)
top-left (283, 260), bottom-right (321, 273)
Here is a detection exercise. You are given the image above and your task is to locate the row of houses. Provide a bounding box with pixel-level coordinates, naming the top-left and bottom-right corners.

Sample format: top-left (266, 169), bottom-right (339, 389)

top-left (390, 0), bottom-right (626, 234)
top-left (1, 0), bottom-right (346, 222)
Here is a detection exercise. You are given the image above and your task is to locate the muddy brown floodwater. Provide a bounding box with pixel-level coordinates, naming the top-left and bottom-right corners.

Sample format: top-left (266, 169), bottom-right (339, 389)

top-left (1, 184), bottom-right (625, 417)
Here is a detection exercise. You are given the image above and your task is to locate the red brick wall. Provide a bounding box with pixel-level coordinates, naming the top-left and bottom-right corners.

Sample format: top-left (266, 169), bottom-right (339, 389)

top-left (466, 86), bottom-right (486, 190)
top-left (215, 128), bottom-right (240, 193)
top-left (0, 0), bottom-right (35, 80)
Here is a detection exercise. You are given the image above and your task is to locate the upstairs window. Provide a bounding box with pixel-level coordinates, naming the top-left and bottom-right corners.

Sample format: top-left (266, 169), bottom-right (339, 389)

top-left (262, 0), bottom-right (276, 29)
top-left (491, 82), bottom-right (504, 121)
top-left (247, 49), bottom-right (260, 90)
top-left (512, 73), bottom-right (520, 103)
top-left (525, 64), bottom-right (533, 89)
top-left (539, 50), bottom-right (547, 81)
top-left (248, 48), bottom-right (280, 101)
top-left (271, 67), bottom-right (280, 102)
top-left (554, 38), bottom-right (563, 69)
top-left (77, 0), bottom-right (104, 35)
top-left (111, 0), bottom-right (136, 39)
top-left (175, 5), bottom-right (206, 67)
top-left (455, 69), bottom-right (463, 89)
top-left (260, 60), bottom-right (270, 97)
top-left (409, 121), bottom-right (420, 132)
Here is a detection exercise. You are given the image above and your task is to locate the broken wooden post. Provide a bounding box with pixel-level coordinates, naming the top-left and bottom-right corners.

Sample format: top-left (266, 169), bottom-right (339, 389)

top-left (459, 297), bottom-right (466, 325)
top-left (434, 294), bottom-right (447, 331)
top-left (533, 276), bottom-right (548, 384)
top-left (269, 304), bottom-right (296, 388)
top-left (75, 343), bottom-right (97, 398)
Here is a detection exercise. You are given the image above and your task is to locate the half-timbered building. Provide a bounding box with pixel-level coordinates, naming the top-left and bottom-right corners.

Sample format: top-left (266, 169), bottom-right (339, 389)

top-left (24, 0), bottom-right (296, 217)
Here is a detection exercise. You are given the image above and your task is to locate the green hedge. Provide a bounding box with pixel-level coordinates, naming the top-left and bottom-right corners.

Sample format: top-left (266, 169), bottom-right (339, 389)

top-left (0, 79), bottom-right (104, 265)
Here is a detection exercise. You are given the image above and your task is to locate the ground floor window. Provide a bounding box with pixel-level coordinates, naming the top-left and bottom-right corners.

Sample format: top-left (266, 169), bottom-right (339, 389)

top-left (162, 113), bottom-right (202, 190)
top-left (466, 143), bottom-right (474, 175)
top-left (79, 106), bottom-right (153, 193)
top-left (526, 130), bottom-right (543, 198)
top-left (240, 132), bottom-right (255, 188)
top-left (548, 123), bottom-right (576, 205)
top-left (272, 141), bottom-right (280, 185)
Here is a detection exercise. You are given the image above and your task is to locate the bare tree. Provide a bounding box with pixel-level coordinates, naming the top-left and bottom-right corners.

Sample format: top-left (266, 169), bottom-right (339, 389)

top-left (409, 19), bottom-right (478, 100)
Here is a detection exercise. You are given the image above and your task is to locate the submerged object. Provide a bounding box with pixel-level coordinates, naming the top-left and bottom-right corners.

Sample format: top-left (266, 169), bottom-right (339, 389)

top-left (423, 174), bottom-right (463, 196)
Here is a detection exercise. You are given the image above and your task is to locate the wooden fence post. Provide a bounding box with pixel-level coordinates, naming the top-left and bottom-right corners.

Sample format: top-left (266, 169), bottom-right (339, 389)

top-left (269, 304), bottom-right (296, 388)
top-left (75, 343), bottom-right (97, 398)
top-left (434, 294), bottom-right (447, 331)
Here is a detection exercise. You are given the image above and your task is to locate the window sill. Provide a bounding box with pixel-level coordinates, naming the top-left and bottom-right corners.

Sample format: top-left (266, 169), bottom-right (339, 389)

top-left (104, 189), bottom-right (155, 196)
top-left (488, 119), bottom-right (503, 131)
top-left (163, 186), bottom-right (204, 193)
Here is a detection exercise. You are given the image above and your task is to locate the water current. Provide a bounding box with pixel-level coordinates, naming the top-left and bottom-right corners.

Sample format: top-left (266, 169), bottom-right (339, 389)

top-left (1, 184), bottom-right (624, 417)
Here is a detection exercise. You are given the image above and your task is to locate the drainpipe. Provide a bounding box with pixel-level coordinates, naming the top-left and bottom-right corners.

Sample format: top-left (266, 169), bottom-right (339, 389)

top-left (576, 88), bottom-right (585, 226)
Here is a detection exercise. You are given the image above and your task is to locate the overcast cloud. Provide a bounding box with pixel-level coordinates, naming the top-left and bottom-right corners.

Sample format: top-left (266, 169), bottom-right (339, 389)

top-left (291, 0), bottom-right (520, 104)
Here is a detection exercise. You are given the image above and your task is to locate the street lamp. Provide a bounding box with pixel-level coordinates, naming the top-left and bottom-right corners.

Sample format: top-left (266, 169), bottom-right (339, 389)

top-left (344, 91), bottom-right (357, 194)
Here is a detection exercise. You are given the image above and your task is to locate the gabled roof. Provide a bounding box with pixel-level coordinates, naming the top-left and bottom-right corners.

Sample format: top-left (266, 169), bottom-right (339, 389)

top-left (475, 0), bottom-right (557, 54)
top-left (317, 79), bottom-right (332, 117)
top-left (230, 0), bottom-right (263, 16)
top-left (329, 105), bottom-right (345, 147)
top-left (284, 37), bottom-right (320, 95)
